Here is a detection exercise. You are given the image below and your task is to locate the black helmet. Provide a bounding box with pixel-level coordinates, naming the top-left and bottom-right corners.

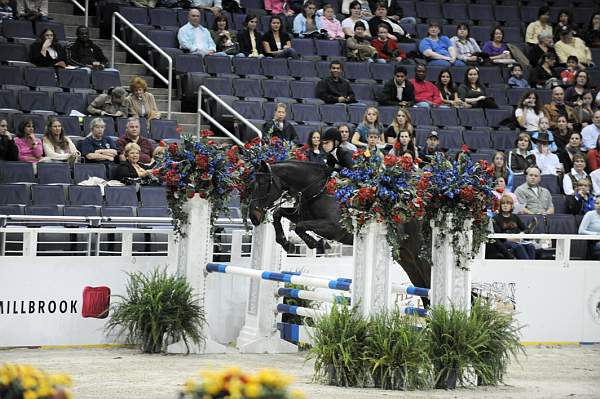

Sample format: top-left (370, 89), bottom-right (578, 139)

top-left (321, 127), bottom-right (341, 145)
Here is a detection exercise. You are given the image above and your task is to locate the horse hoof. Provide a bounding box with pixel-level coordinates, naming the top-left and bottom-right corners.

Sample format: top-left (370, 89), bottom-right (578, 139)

top-left (316, 239), bottom-right (329, 255)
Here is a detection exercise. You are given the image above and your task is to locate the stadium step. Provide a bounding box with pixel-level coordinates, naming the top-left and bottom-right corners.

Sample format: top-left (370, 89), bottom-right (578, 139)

top-left (115, 63), bottom-right (147, 76)
top-left (51, 13), bottom-right (88, 26)
top-left (120, 74), bottom-right (154, 87)
top-left (64, 25), bottom-right (100, 39)
top-left (170, 112), bottom-right (199, 125)
top-left (48, 1), bottom-right (74, 14)
top-left (155, 100), bottom-right (182, 113)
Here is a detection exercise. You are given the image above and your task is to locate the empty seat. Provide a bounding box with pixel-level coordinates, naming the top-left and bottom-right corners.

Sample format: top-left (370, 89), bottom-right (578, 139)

top-left (262, 79), bottom-right (291, 99)
top-left (407, 108), bottom-right (432, 126)
top-left (54, 92), bottom-right (86, 115)
top-left (290, 80), bottom-right (317, 100)
top-left (91, 70), bottom-right (121, 91)
top-left (0, 184), bottom-right (29, 204)
top-left (541, 175), bottom-right (561, 194)
top-left (442, 3), bottom-right (468, 21)
top-left (546, 214), bottom-right (577, 234)
top-left (552, 194), bottom-right (567, 214)
top-left (290, 103), bottom-right (320, 122)
top-left (1, 20), bottom-right (35, 39)
top-left (487, 88), bottom-right (508, 106)
top-left (0, 43), bottom-right (29, 63)
top-left (147, 29), bottom-right (178, 48)
top-left (203, 77), bottom-right (233, 96)
top-left (0, 65), bottom-right (26, 86)
top-left (288, 59), bottom-right (316, 78)
top-left (0, 90), bottom-right (17, 109)
top-left (31, 184), bottom-right (66, 205)
top-left (73, 163), bottom-right (107, 183)
top-left (350, 83), bottom-right (373, 101)
top-left (101, 206), bottom-right (136, 217)
top-left (493, 5), bottom-right (521, 23)
top-left (57, 68), bottom-right (91, 89)
top-left (458, 108), bottom-right (486, 128)
top-left (517, 214), bottom-right (544, 233)
top-left (68, 185), bottom-right (103, 206)
top-left (25, 67), bottom-right (57, 87)
top-left (468, 4), bottom-right (494, 22)
top-left (26, 205), bottom-right (61, 216)
top-left (37, 162), bottom-right (71, 184)
top-left (63, 205), bottom-right (99, 217)
top-left (119, 6), bottom-right (150, 25)
top-left (137, 207), bottom-right (169, 217)
top-left (261, 58), bottom-right (289, 77)
top-left (319, 103), bottom-right (347, 124)
top-left (370, 62), bottom-right (397, 82)
top-left (491, 129), bottom-right (518, 151)
top-left (291, 38), bottom-right (315, 56)
top-left (478, 66), bottom-right (504, 86)
top-left (19, 91), bottom-right (51, 112)
top-left (233, 78), bottom-right (262, 98)
top-left (175, 54), bottom-right (206, 73)
top-left (55, 116), bottom-right (82, 136)
top-left (0, 204), bottom-right (25, 215)
top-left (378, 106), bottom-right (397, 125)
top-left (315, 40), bottom-right (341, 57)
top-left (140, 186), bottom-right (167, 207)
top-left (0, 162), bottom-right (35, 183)
top-left (204, 55), bottom-right (233, 74)
top-left (344, 62), bottom-right (370, 81)
top-left (149, 119), bottom-right (179, 140)
top-left (348, 103), bottom-right (367, 125)
top-left (149, 7), bottom-right (178, 27)
top-left (438, 128), bottom-right (463, 149)
top-left (416, 2), bottom-right (442, 20)
top-left (232, 57), bottom-right (261, 76)
top-left (430, 108), bottom-right (459, 127)
top-left (463, 129), bottom-right (492, 150)
top-left (232, 100), bottom-right (263, 120)
top-left (485, 107), bottom-right (513, 128)
top-left (105, 185), bottom-right (138, 207)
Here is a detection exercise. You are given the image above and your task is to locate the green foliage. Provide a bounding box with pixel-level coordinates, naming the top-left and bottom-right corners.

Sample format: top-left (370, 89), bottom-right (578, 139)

top-left (363, 309), bottom-right (432, 390)
top-left (105, 268), bottom-right (206, 354)
top-left (307, 303), bottom-right (370, 387)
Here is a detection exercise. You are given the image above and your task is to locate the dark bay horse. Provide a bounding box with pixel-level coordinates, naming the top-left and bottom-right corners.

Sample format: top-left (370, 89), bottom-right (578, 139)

top-left (248, 160), bottom-right (431, 294)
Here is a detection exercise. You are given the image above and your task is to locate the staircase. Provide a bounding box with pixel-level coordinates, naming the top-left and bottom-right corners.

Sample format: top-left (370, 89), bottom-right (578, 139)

top-left (47, 0), bottom-right (201, 136)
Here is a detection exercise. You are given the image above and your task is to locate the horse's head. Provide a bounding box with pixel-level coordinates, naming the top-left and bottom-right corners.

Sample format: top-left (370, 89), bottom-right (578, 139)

top-left (248, 161), bottom-right (283, 226)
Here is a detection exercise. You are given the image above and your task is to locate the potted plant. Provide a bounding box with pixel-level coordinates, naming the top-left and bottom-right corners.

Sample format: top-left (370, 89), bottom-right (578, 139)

top-left (106, 268), bottom-right (206, 353)
top-left (363, 308), bottom-right (433, 390)
top-left (470, 299), bottom-right (524, 385)
top-left (425, 305), bottom-right (490, 389)
top-left (306, 303), bottom-right (369, 387)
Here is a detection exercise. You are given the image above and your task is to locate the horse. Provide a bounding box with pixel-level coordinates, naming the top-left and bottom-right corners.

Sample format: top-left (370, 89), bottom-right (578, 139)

top-left (247, 160), bottom-right (432, 298)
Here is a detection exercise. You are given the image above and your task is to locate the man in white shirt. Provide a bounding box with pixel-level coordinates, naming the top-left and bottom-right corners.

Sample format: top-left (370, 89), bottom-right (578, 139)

top-left (177, 8), bottom-right (217, 56)
top-left (581, 110), bottom-right (600, 150)
top-left (531, 132), bottom-right (561, 175)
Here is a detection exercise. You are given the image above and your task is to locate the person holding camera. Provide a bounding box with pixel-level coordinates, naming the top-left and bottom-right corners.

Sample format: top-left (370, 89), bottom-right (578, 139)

top-left (371, 24), bottom-right (406, 62)
top-left (515, 91), bottom-right (545, 132)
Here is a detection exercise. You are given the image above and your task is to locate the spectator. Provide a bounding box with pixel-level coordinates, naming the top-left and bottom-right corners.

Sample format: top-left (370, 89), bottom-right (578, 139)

top-left (419, 21), bottom-right (464, 67)
top-left (352, 107), bottom-right (384, 148)
top-left (238, 14), bottom-right (263, 57)
top-left (0, 119), bottom-right (18, 161)
top-left (16, 0), bottom-right (48, 21)
top-left (507, 64), bottom-right (530, 89)
top-left (508, 133), bottom-right (536, 175)
top-left (341, 0), bottom-right (372, 19)
top-left (265, 0), bottom-right (293, 16)
top-left (563, 153), bottom-right (589, 195)
top-left (555, 26), bottom-right (593, 67)
top-left (553, 9), bottom-right (575, 43)
top-left (338, 124), bottom-right (357, 151)
top-left (14, 119), bottom-right (43, 163)
top-left (365, 129), bottom-right (384, 157)
top-left (261, 103), bottom-right (298, 143)
top-left (368, 0), bottom-right (415, 26)
top-left (515, 91), bottom-right (544, 132)
top-left (575, 91), bottom-right (596, 128)
top-left (531, 131), bottom-right (561, 175)
top-left (587, 136), bottom-right (600, 171)
top-left (177, 9), bottom-right (217, 56)
top-left (584, 12), bottom-right (600, 48)
top-left (565, 70), bottom-right (590, 105)
top-left (368, 2), bottom-right (408, 42)
top-left (41, 117), bottom-right (79, 163)
top-left (293, 1), bottom-right (321, 38)
top-left (87, 87), bottom-right (128, 117)
top-left (211, 15), bottom-right (241, 55)
top-left (29, 28), bottom-right (69, 68)
top-left (528, 32), bottom-right (557, 68)
top-left (554, 115), bottom-right (574, 150)
top-left (410, 63), bottom-right (442, 108)
top-left (371, 24), bottom-right (406, 62)
top-left (592, 169), bottom-right (600, 194)
top-left (582, 110), bottom-right (600, 151)
top-left (436, 69), bottom-right (464, 108)
top-left (320, 3), bottom-right (344, 40)
top-left (458, 67), bottom-right (498, 109)
top-left (389, 130), bottom-right (417, 158)
top-left (315, 61), bottom-right (356, 104)
top-left (305, 131), bottom-right (326, 163)
top-left (577, 195), bottom-right (600, 259)
top-left (567, 178), bottom-right (595, 215)
top-left (80, 118), bottom-right (118, 164)
top-left (514, 166), bottom-right (555, 214)
top-left (117, 118), bottom-right (155, 165)
top-left (481, 26), bottom-right (516, 65)
top-left (450, 23), bottom-right (483, 65)
top-left (0, 0), bottom-right (14, 21)
top-left (558, 131), bottom-right (584, 173)
top-left (378, 65), bottom-right (415, 107)
top-left (346, 21), bottom-right (379, 62)
top-left (114, 143), bottom-right (154, 184)
top-left (342, 1), bottom-right (369, 38)
top-left (321, 127), bottom-right (354, 172)
top-left (493, 195), bottom-right (536, 259)
top-left (492, 176), bottom-right (519, 206)
top-left (525, 6), bottom-right (552, 46)
top-left (67, 26), bottom-right (110, 71)
top-left (418, 131), bottom-right (444, 164)
top-left (531, 116), bottom-right (557, 152)
top-left (543, 86), bottom-right (578, 131)
top-left (262, 16), bottom-right (299, 58)
top-left (492, 151), bottom-right (513, 190)
top-left (126, 76), bottom-right (160, 121)
top-left (384, 107), bottom-right (414, 144)
top-left (529, 52), bottom-right (560, 89)
top-left (192, 0), bottom-right (222, 15)
top-left (559, 55), bottom-right (580, 86)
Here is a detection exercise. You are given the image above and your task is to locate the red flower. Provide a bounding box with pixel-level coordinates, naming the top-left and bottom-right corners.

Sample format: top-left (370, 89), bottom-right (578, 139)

top-left (383, 154), bottom-right (397, 167)
top-left (392, 214), bottom-right (403, 223)
top-left (459, 186), bottom-right (475, 201)
top-left (461, 144), bottom-right (470, 153)
top-left (200, 129), bottom-right (214, 138)
top-left (415, 208), bottom-right (425, 218)
top-left (357, 187), bottom-right (375, 204)
top-left (195, 154), bottom-right (209, 169)
top-left (270, 136), bottom-right (281, 145)
top-left (168, 142), bottom-right (178, 156)
top-left (151, 169), bottom-right (159, 176)
top-left (393, 142), bottom-right (401, 150)
top-left (326, 178), bottom-right (337, 194)
top-left (208, 140), bottom-right (216, 145)
top-left (399, 154), bottom-right (413, 171)
top-left (200, 172), bottom-right (210, 180)
top-left (199, 192), bottom-right (207, 199)
top-left (186, 190), bottom-right (195, 199)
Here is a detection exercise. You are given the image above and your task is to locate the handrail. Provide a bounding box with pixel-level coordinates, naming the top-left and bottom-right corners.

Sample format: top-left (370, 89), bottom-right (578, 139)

top-left (197, 85), bottom-right (260, 146)
top-left (69, 0), bottom-right (88, 27)
top-left (0, 215), bottom-right (173, 228)
top-left (111, 12), bottom-right (172, 118)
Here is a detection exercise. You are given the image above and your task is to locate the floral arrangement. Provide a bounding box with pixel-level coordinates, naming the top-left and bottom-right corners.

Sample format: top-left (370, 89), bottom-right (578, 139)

top-left (180, 367), bottom-right (304, 399)
top-left (0, 363), bottom-right (73, 399)
top-left (333, 147), bottom-right (423, 263)
top-left (154, 131), bottom-right (246, 235)
top-left (418, 147), bottom-right (496, 269)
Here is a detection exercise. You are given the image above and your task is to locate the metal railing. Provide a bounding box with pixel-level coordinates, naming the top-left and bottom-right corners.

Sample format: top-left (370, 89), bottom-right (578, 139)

top-left (197, 85), bottom-right (261, 146)
top-left (69, 0), bottom-right (88, 27)
top-left (111, 12), bottom-right (172, 118)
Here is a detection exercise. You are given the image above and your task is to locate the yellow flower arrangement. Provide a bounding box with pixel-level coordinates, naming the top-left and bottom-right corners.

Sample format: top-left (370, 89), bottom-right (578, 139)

top-left (0, 364), bottom-right (73, 399)
top-left (180, 367), bottom-right (305, 399)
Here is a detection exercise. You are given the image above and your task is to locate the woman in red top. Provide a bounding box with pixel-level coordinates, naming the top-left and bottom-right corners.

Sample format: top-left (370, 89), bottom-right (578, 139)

top-left (587, 136), bottom-right (600, 171)
top-left (371, 24), bottom-right (406, 62)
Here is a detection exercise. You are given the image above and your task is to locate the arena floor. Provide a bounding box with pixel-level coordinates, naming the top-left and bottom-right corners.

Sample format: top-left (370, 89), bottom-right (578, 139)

top-left (1, 345), bottom-right (599, 399)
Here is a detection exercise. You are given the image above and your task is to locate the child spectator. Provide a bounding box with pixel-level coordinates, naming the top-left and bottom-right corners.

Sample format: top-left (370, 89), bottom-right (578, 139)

top-left (346, 21), bottom-right (379, 62)
top-left (352, 106), bottom-right (384, 148)
top-left (371, 24), bottom-right (406, 62)
top-left (507, 64), bottom-right (530, 88)
top-left (366, 129), bottom-right (384, 158)
top-left (560, 55), bottom-right (580, 86)
top-left (531, 116), bottom-right (558, 153)
top-left (320, 3), bottom-right (344, 40)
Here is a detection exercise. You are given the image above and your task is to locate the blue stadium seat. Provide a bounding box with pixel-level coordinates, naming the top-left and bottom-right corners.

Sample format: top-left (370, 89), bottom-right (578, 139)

top-left (64, 205), bottom-right (99, 217)
top-left (541, 175), bottom-right (561, 194)
top-left (19, 91), bottom-right (51, 112)
top-left (291, 38), bottom-right (315, 56)
top-left (378, 106), bottom-right (397, 126)
top-left (487, 87), bottom-right (508, 106)
top-left (119, 6), bottom-right (150, 25)
top-left (233, 78), bottom-right (263, 98)
top-left (485, 107), bottom-right (514, 128)
top-left (149, 7), bottom-right (178, 27)
top-left (203, 77), bottom-right (234, 96)
top-left (416, 2), bottom-right (442, 20)
top-left (0, 204), bottom-right (25, 215)
top-left (232, 57), bottom-right (261, 76)
top-left (493, 5), bottom-right (521, 23)
top-left (137, 207), bottom-right (169, 217)
top-left (319, 103), bottom-right (347, 124)
top-left (140, 186), bottom-right (167, 207)
top-left (315, 40), bottom-right (341, 57)
top-left (0, 43), bottom-right (29, 63)
top-left (491, 129), bottom-right (518, 151)
top-left (73, 164), bottom-right (107, 183)
top-left (1, 162), bottom-right (35, 184)
top-left (315, 61), bottom-right (332, 79)
top-left (37, 162), bottom-right (71, 184)
top-left (261, 58), bottom-right (289, 77)
top-left (26, 204), bottom-right (62, 216)
top-left (233, 100), bottom-right (264, 120)
top-left (344, 62), bottom-right (370, 81)
top-left (175, 54), bottom-right (205, 73)
top-left (53, 92), bottom-right (86, 115)
top-left (55, 116), bottom-right (82, 136)
top-left (1, 20), bottom-right (35, 39)
top-left (288, 59), bottom-right (316, 78)
top-left (442, 3), bottom-right (468, 21)
top-left (0, 184), bottom-right (29, 204)
top-left (290, 80), bottom-right (317, 100)
top-left (438, 128), bottom-right (463, 149)
top-left (552, 194), bottom-right (567, 214)
top-left (290, 103), bottom-right (320, 123)
top-left (105, 185), bottom-right (138, 207)
top-left (458, 108), bottom-right (486, 128)
top-left (262, 79), bottom-right (291, 99)
top-left (31, 185), bottom-right (67, 205)
top-left (149, 119), bottom-right (179, 140)
top-left (430, 107), bottom-right (459, 127)
top-left (68, 185), bottom-right (103, 206)
top-left (546, 214), bottom-right (577, 234)
top-left (204, 55), bottom-right (233, 74)
top-left (0, 65), bottom-right (25, 86)
top-left (350, 83), bottom-right (373, 102)
top-left (0, 90), bottom-right (17, 109)
top-left (370, 63), bottom-right (402, 82)
top-left (517, 214), bottom-right (544, 233)
top-left (147, 29), bottom-right (178, 48)
top-left (469, 4), bottom-right (494, 22)
top-left (347, 104), bottom-right (367, 125)
top-left (463, 128), bottom-right (492, 150)
top-left (91, 70), bottom-right (121, 91)
top-left (407, 108), bottom-right (432, 126)
top-left (25, 67), bottom-right (57, 87)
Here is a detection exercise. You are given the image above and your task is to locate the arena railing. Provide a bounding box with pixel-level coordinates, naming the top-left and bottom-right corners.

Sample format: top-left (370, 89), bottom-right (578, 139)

top-left (70, 0), bottom-right (88, 27)
top-left (197, 85), bottom-right (261, 145)
top-left (111, 12), bottom-right (172, 118)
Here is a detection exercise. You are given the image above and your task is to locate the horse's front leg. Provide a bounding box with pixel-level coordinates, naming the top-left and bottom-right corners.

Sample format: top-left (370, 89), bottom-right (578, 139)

top-left (272, 209), bottom-right (295, 252)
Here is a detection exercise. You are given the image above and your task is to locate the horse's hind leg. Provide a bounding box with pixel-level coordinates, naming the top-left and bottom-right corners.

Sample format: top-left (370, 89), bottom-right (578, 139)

top-left (295, 219), bottom-right (353, 251)
top-left (273, 209), bottom-right (295, 253)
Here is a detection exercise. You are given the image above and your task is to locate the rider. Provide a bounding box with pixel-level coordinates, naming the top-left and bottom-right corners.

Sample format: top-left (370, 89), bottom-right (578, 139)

top-left (320, 127), bottom-right (354, 173)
